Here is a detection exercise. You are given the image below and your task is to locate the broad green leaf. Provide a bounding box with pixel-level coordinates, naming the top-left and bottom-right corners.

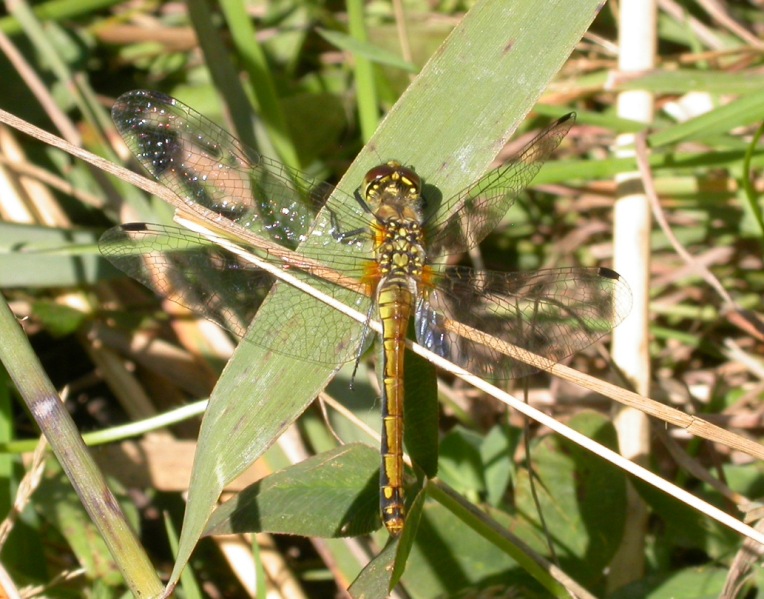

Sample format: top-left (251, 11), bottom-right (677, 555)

top-left (401, 500), bottom-right (548, 597)
top-left (438, 427), bottom-right (486, 498)
top-left (609, 566), bottom-right (729, 599)
top-left (204, 444), bottom-right (380, 538)
top-left (481, 423), bottom-right (521, 507)
top-left (515, 410), bottom-right (626, 590)
top-left (633, 476), bottom-right (740, 561)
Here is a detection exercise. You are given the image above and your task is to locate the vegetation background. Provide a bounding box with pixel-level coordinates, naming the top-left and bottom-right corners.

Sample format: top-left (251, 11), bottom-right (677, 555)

top-left (0, 0), bottom-right (762, 597)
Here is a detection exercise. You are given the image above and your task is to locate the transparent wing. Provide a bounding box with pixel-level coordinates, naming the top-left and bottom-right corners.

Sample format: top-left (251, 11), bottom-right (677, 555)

top-left (99, 223), bottom-right (374, 364)
top-left (112, 90), bottom-right (372, 253)
top-left (415, 266), bottom-right (632, 379)
top-left (107, 91), bottom-right (379, 363)
top-left (426, 114), bottom-right (575, 257)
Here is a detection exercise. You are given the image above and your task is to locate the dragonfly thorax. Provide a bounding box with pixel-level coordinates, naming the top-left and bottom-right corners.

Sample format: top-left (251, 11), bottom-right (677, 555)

top-left (373, 216), bottom-right (427, 281)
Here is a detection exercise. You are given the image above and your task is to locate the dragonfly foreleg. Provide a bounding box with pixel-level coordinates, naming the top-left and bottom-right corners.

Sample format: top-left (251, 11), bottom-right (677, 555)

top-left (321, 204), bottom-right (366, 245)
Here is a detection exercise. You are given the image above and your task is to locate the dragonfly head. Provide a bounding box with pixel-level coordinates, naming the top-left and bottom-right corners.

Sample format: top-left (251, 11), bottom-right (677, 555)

top-left (362, 161), bottom-right (423, 219)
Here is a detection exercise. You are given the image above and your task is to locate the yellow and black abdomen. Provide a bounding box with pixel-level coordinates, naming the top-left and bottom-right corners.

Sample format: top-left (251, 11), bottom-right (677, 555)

top-left (377, 274), bottom-right (414, 535)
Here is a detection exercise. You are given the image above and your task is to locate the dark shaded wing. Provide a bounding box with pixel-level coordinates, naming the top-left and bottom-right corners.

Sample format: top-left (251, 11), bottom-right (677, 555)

top-left (112, 90), bottom-right (371, 254)
top-left (426, 114), bottom-right (575, 257)
top-left (99, 223), bottom-right (373, 364)
top-left (415, 265), bottom-right (631, 379)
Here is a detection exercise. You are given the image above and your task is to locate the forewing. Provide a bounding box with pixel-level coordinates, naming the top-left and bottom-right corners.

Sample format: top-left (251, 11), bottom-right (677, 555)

top-left (415, 266), bottom-right (632, 379)
top-left (99, 223), bottom-right (373, 364)
top-left (426, 114), bottom-right (575, 257)
top-left (111, 90), bottom-right (370, 252)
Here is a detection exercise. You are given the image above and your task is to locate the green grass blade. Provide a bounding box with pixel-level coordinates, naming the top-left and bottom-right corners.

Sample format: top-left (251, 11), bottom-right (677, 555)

top-left (218, 0), bottom-right (302, 171)
top-left (0, 296), bottom-right (164, 597)
top-left (649, 88), bottom-right (764, 148)
top-left (741, 120), bottom-right (764, 242)
top-left (0, 0), bottom-right (120, 34)
top-left (347, 0), bottom-right (380, 141)
top-left (317, 28), bottom-right (418, 73)
top-left (186, 0), bottom-right (262, 154)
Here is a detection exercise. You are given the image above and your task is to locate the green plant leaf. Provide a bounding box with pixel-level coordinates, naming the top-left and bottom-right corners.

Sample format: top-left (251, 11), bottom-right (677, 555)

top-left (317, 28), bottom-right (418, 73)
top-left (438, 427), bottom-right (486, 498)
top-left (31, 301), bottom-right (87, 337)
top-left (347, 534), bottom-right (400, 597)
top-left (609, 566), bottom-right (729, 599)
top-left (649, 88), bottom-right (764, 148)
top-left (515, 410), bottom-right (626, 590)
top-left (204, 444), bottom-right (380, 537)
top-left (481, 423), bottom-right (521, 507)
top-left (402, 498), bottom-right (548, 596)
top-left (403, 341), bottom-right (439, 479)
top-left (0, 223), bottom-right (105, 288)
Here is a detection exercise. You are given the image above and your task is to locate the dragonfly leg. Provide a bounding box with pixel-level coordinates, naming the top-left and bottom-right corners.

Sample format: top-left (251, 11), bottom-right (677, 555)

top-left (328, 204), bottom-right (367, 244)
top-left (353, 188), bottom-right (373, 214)
top-left (348, 303), bottom-right (376, 389)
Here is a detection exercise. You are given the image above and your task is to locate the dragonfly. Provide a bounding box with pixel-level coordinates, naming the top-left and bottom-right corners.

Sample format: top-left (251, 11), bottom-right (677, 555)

top-left (99, 90), bottom-right (631, 537)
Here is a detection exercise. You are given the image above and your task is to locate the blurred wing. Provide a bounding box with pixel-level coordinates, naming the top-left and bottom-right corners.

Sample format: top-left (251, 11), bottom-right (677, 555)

top-left (415, 266), bottom-right (632, 379)
top-left (112, 90), bottom-right (371, 254)
top-left (99, 223), bottom-right (373, 364)
top-left (426, 114), bottom-right (575, 257)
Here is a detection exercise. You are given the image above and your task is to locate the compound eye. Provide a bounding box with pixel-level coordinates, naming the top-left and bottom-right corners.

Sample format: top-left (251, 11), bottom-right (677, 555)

top-left (363, 163), bottom-right (397, 188)
top-left (363, 161), bottom-right (422, 198)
